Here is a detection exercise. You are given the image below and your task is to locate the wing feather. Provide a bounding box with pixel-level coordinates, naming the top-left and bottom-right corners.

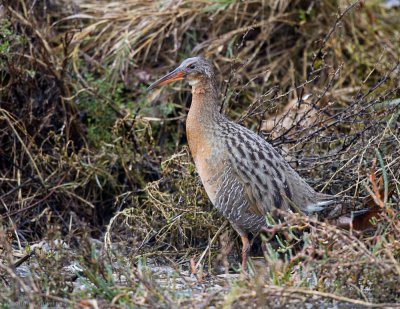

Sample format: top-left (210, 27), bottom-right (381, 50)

top-left (221, 122), bottom-right (321, 215)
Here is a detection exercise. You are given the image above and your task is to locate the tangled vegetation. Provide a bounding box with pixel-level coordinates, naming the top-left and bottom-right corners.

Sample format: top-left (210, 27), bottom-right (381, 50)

top-left (0, 0), bottom-right (399, 307)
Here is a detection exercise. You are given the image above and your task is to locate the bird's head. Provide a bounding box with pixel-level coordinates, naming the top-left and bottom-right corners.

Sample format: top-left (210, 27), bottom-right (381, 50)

top-left (147, 56), bottom-right (214, 91)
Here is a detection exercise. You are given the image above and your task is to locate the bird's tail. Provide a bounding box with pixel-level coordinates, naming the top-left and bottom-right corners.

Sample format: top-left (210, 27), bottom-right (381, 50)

top-left (303, 193), bottom-right (340, 213)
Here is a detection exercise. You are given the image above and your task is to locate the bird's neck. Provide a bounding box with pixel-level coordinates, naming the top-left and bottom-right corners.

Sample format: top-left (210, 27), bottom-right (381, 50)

top-left (188, 79), bottom-right (220, 123)
top-left (186, 79), bottom-right (221, 158)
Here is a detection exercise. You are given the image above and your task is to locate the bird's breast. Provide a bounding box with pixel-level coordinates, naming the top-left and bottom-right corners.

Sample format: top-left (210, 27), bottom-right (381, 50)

top-left (186, 122), bottom-right (226, 205)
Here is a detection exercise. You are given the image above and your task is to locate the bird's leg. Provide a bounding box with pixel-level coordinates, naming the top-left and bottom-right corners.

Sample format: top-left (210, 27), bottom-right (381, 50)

top-left (232, 224), bottom-right (251, 273)
top-left (240, 235), bottom-right (250, 272)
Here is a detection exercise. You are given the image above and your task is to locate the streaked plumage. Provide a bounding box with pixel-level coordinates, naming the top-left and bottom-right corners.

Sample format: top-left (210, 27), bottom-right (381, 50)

top-left (148, 57), bottom-right (338, 269)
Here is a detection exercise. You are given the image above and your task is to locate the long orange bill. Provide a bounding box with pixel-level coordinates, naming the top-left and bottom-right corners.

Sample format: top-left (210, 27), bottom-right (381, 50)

top-left (147, 67), bottom-right (184, 91)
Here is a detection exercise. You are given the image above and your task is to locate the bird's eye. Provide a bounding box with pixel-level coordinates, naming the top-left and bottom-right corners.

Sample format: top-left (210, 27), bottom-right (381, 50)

top-left (188, 64), bottom-right (196, 69)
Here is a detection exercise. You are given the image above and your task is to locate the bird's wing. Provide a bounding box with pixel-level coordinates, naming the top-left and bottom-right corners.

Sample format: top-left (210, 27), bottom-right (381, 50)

top-left (222, 122), bottom-right (317, 216)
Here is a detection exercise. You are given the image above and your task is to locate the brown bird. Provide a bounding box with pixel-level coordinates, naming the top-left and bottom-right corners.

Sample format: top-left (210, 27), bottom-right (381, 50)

top-left (147, 57), bottom-right (354, 269)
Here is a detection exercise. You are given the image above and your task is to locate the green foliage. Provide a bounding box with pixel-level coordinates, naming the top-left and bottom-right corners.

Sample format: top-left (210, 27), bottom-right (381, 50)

top-left (203, 0), bottom-right (236, 12)
top-left (298, 8), bottom-right (316, 25)
top-left (0, 19), bottom-right (26, 56)
top-left (76, 70), bottom-right (126, 146)
top-left (0, 20), bottom-right (14, 57)
top-left (0, 19), bottom-right (28, 79)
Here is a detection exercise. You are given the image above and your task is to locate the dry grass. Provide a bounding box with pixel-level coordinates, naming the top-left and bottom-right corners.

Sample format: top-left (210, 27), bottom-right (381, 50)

top-left (0, 0), bottom-right (399, 307)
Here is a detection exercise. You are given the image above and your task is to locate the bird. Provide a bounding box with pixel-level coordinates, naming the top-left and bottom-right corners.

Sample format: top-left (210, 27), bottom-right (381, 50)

top-left (147, 56), bottom-right (362, 270)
